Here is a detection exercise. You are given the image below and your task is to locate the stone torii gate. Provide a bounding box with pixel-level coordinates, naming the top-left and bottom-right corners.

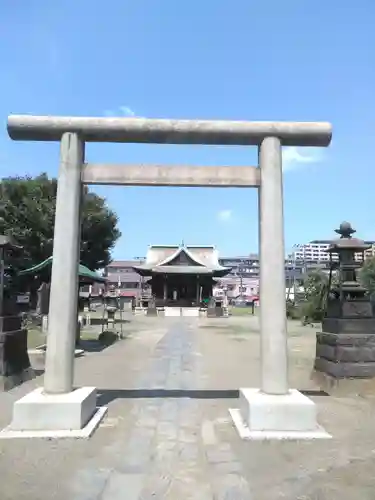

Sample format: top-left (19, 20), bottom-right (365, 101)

top-left (2, 115), bottom-right (332, 439)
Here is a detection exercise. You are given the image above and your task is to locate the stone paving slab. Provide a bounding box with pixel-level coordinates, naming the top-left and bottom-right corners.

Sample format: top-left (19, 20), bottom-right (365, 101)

top-left (1, 316), bottom-right (375, 498)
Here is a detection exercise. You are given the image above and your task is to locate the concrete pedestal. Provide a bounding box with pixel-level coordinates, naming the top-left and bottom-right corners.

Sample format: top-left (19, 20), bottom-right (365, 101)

top-left (181, 307), bottom-right (200, 317)
top-left (164, 307), bottom-right (181, 317)
top-left (0, 387), bottom-right (107, 439)
top-left (230, 389), bottom-right (331, 440)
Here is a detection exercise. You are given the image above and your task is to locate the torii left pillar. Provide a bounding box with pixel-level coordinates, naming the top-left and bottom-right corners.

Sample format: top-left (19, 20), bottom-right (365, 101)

top-left (8, 134), bottom-right (104, 437)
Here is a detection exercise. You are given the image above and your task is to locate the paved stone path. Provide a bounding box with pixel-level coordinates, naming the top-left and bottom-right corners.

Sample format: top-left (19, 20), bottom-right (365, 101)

top-left (69, 320), bottom-right (251, 499)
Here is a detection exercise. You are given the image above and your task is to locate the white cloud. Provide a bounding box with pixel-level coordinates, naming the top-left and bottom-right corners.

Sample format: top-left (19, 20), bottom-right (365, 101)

top-left (104, 105), bottom-right (139, 118)
top-left (119, 105), bottom-right (136, 117)
top-left (217, 209), bottom-right (233, 222)
top-left (282, 147), bottom-right (321, 172)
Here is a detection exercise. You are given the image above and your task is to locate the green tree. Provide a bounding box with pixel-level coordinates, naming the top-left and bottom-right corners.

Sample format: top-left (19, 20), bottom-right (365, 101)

top-left (0, 173), bottom-right (121, 272)
top-left (301, 269), bottom-right (329, 323)
top-left (360, 256), bottom-right (375, 297)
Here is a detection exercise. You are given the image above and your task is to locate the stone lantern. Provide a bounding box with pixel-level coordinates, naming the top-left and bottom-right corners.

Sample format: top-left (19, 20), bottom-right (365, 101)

top-left (0, 235), bottom-right (34, 390)
top-left (314, 222), bottom-right (375, 380)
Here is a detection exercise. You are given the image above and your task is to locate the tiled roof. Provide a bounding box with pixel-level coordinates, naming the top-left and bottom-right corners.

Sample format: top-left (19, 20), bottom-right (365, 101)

top-left (145, 245), bottom-right (223, 268)
top-left (107, 260), bottom-right (144, 267)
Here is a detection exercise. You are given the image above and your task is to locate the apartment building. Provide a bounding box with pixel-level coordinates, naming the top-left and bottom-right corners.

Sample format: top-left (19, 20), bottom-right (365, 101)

top-left (218, 255), bottom-right (260, 277)
top-left (213, 277), bottom-right (259, 299)
top-left (293, 240), bottom-right (375, 263)
top-left (218, 254), bottom-right (303, 288)
top-left (103, 259), bottom-right (146, 298)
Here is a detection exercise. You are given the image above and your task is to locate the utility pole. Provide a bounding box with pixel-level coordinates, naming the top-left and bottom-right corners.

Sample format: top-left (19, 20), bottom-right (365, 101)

top-left (291, 244), bottom-right (301, 303)
top-left (134, 256), bottom-right (146, 301)
top-left (292, 252), bottom-right (297, 303)
top-left (0, 246), bottom-right (4, 318)
top-left (239, 258), bottom-right (245, 299)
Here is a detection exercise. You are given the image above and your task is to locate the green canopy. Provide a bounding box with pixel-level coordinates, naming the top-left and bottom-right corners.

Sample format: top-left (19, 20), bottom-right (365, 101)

top-left (18, 256), bottom-right (106, 284)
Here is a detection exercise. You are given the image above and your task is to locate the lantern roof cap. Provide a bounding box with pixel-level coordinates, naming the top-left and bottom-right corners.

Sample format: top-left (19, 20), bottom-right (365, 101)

top-left (326, 222), bottom-right (371, 253)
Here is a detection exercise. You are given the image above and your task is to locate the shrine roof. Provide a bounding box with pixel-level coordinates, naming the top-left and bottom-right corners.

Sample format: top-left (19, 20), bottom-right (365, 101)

top-left (132, 264), bottom-right (230, 277)
top-left (18, 256), bottom-right (106, 283)
top-left (132, 244), bottom-right (231, 277)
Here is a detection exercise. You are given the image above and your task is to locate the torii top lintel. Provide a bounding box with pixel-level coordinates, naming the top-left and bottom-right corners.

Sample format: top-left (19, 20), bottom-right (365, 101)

top-left (7, 115), bottom-right (332, 147)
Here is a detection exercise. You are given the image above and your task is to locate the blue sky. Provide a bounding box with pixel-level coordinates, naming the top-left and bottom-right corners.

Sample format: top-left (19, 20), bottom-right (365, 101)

top-left (1, 1), bottom-right (374, 259)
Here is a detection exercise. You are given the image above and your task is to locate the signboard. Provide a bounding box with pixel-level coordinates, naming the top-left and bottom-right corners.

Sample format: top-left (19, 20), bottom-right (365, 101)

top-left (17, 294), bottom-right (30, 304)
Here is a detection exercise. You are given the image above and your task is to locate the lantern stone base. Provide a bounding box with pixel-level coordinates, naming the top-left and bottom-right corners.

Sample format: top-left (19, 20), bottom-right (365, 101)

top-left (207, 306), bottom-right (223, 318)
top-left (315, 332), bottom-right (375, 379)
top-left (0, 315), bottom-right (34, 391)
top-left (146, 306), bottom-right (157, 316)
top-left (312, 369), bottom-right (375, 397)
top-left (229, 388), bottom-right (331, 440)
top-left (0, 367), bottom-right (35, 391)
top-left (322, 318), bottom-right (375, 334)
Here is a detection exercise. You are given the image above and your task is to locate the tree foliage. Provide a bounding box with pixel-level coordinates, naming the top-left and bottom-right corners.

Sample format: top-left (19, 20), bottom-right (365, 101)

top-left (300, 269), bottom-right (330, 323)
top-left (0, 173), bottom-right (121, 272)
top-left (360, 256), bottom-right (375, 297)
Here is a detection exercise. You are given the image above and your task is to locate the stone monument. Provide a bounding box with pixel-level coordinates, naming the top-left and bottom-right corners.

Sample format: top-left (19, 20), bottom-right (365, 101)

top-left (207, 296), bottom-right (223, 317)
top-left (37, 282), bottom-right (50, 333)
top-left (0, 235), bottom-right (34, 390)
top-left (314, 222), bottom-right (375, 382)
top-left (146, 295), bottom-right (157, 316)
top-left (36, 282), bottom-right (50, 315)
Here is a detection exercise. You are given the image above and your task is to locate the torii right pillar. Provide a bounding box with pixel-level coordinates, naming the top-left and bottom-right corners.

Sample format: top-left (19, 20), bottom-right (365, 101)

top-left (231, 137), bottom-right (331, 439)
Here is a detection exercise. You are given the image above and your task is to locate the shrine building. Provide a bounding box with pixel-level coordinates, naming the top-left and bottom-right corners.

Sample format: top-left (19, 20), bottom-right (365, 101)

top-left (132, 244), bottom-right (231, 307)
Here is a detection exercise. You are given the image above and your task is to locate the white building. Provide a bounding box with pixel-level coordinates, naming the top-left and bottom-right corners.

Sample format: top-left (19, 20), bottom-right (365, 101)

top-left (213, 277), bottom-right (259, 300)
top-left (292, 240), bottom-right (375, 263)
top-left (293, 242), bottom-right (332, 262)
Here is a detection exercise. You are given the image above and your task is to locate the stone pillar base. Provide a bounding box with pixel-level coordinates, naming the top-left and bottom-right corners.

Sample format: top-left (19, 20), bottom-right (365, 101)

top-left (229, 388), bottom-right (331, 440)
top-left (0, 386), bottom-right (107, 439)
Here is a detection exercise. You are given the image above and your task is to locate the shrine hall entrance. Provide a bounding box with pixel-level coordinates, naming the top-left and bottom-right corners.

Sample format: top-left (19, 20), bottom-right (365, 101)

top-left (151, 273), bottom-right (214, 308)
top-left (166, 275), bottom-right (198, 303)
top-left (132, 244), bottom-right (230, 308)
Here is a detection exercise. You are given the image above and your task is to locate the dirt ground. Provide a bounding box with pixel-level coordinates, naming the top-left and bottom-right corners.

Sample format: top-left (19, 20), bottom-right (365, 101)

top-left (0, 314), bottom-right (375, 499)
